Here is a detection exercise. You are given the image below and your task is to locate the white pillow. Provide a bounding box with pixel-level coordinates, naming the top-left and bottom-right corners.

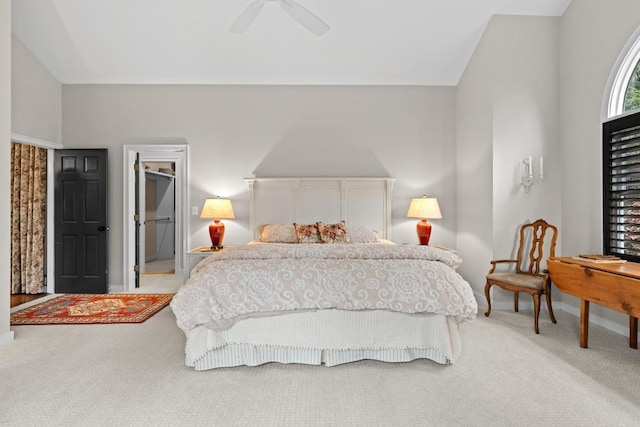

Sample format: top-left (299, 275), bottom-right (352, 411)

top-left (345, 225), bottom-right (379, 243)
top-left (259, 224), bottom-right (298, 243)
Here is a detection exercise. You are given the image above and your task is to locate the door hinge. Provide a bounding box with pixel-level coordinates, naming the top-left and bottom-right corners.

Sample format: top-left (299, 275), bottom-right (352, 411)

top-left (134, 214), bottom-right (140, 222)
top-left (134, 265), bottom-right (139, 272)
top-left (134, 162), bottom-right (140, 172)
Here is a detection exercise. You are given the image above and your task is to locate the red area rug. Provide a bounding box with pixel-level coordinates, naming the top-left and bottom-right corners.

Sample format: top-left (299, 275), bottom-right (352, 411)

top-left (10, 293), bottom-right (174, 325)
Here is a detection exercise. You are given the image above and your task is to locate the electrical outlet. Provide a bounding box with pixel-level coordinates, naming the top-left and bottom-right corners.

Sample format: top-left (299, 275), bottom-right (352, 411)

top-left (192, 206), bottom-right (198, 215)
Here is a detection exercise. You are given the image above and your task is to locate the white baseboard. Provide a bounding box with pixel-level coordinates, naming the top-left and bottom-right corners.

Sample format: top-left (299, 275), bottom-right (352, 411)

top-left (0, 330), bottom-right (15, 345)
top-left (475, 291), bottom-right (630, 339)
top-left (555, 301), bottom-right (629, 338)
top-left (109, 284), bottom-right (124, 293)
top-left (473, 291), bottom-right (486, 310)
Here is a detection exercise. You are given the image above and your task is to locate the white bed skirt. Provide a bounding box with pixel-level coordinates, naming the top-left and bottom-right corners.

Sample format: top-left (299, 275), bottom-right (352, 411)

top-left (184, 309), bottom-right (462, 370)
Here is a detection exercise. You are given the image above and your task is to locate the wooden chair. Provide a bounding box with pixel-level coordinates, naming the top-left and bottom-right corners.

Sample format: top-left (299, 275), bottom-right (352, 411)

top-left (484, 219), bottom-right (558, 334)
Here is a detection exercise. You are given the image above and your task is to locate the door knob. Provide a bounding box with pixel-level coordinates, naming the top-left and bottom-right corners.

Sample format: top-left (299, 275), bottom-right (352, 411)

top-left (98, 226), bottom-right (110, 231)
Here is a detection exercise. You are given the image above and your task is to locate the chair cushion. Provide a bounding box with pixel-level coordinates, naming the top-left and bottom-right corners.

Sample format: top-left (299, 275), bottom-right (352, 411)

top-left (486, 273), bottom-right (544, 290)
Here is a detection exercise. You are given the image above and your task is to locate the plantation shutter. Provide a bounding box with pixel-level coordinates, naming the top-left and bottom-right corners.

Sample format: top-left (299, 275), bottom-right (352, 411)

top-left (603, 110), bottom-right (640, 261)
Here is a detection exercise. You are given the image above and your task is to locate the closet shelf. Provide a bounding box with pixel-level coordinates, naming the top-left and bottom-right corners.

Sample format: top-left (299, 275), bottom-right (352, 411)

top-left (145, 169), bottom-right (175, 179)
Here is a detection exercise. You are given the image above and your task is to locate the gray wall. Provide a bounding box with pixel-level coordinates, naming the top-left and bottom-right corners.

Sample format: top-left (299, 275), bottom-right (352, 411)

top-left (455, 17), bottom-right (498, 302)
top-left (455, 2), bottom-right (640, 337)
top-left (559, 0), bottom-right (640, 333)
top-left (4, 32), bottom-right (61, 342)
top-left (61, 85), bottom-right (458, 287)
top-left (11, 35), bottom-right (61, 143)
top-left (0, 0), bottom-right (12, 344)
top-left (456, 15), bottom-right (562, 305)
top-left (153, 174), bottom-right (175, 260)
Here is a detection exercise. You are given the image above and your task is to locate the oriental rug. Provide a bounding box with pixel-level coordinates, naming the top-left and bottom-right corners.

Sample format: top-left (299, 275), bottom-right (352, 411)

top-left (10, 293), bottom-right (174, 325)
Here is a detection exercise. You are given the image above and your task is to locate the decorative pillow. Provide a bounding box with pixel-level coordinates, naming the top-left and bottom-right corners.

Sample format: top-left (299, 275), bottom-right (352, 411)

top-left (293, 223), bottom-right (322, 243)
top-left (345, 225), bottom-right (379, 243)
top-left (259, 224), bottom-right (298, 243)
top-left (317, 221), bottom-right (350, 243)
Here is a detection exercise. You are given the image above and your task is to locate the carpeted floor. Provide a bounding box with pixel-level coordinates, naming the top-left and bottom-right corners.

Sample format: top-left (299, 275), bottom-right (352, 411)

top-left (143, 257), bottom-right (175, 274)
top-left (1, 307), bottom-right (640, 426)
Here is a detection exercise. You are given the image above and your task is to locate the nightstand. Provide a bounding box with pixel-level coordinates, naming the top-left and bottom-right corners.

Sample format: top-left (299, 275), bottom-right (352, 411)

top-left (187, 246), bottom-right (218, 255)
top-left (185, 246), bottom-right (218, 277)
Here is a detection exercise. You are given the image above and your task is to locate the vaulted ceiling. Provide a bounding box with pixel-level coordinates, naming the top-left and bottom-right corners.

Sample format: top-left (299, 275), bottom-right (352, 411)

top-left (11, 0), bottom-right (571, 85)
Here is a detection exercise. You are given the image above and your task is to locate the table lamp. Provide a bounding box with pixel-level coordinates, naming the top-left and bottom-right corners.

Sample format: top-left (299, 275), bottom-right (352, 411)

top-left (406, 195), bottom-right (441, 245)
top-left (200, 197), bottom-right (235, 250)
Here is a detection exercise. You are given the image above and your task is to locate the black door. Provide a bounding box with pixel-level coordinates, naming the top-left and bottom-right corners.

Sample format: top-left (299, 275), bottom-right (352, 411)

top-left (54, 149), bottom-right (109, 293)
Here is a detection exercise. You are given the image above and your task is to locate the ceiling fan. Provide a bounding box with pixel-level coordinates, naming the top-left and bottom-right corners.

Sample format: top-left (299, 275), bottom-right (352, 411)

top-left (230, 0), bottom-right (330, 36)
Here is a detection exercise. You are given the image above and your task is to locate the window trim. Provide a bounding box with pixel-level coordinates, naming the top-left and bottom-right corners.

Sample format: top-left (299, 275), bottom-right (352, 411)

top-left (609, 36), bottom-right (640, 118)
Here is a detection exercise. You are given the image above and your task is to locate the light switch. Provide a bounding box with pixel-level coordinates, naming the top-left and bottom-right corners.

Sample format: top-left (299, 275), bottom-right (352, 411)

top-left (192, 206), bottom-right (198, 215)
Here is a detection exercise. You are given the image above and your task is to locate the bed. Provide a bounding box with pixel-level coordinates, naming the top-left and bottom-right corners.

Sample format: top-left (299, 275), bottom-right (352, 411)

top-left (171, 178), bottom-right (477, 370)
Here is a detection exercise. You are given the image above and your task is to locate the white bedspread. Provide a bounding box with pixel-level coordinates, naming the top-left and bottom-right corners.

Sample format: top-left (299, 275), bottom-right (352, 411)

top-left (171, 244), bottom-right (477, 332)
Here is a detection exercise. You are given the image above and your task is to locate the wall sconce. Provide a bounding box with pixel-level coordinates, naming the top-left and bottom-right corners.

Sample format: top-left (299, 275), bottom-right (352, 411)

top-left (521, 155), bottom-right (543, 193)
top-left (200, 197), bottom-right (235, 250)
top-left (406, 195), bottom-right (442, 245)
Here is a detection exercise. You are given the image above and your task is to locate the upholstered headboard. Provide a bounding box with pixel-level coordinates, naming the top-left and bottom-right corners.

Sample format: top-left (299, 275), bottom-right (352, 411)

top-left (245, 178), bottom-right (395, 240)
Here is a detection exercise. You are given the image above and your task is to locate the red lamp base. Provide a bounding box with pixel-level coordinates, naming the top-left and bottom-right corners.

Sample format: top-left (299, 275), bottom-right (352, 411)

top-left (416, 219), bottom-right (432, 245)
top-left (209, 220), bottom-right (226, 250)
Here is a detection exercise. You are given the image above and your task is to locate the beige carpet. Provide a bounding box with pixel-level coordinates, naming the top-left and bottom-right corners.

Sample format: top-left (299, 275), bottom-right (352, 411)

top-left (1, 307), bottom-right (639, 426)
top-left (143, 257), bottom-right (175, 274)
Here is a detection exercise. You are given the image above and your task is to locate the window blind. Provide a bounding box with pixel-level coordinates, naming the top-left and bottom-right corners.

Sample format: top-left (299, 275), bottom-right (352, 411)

top-left (603, 111), bottom-right (640, 261)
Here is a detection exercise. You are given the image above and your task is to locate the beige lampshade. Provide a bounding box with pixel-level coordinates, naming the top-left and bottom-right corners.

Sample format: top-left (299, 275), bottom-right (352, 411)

top-left (200, 197), bottom-right (235, 220)
top-left (406, 195), bottom-right (442, 219)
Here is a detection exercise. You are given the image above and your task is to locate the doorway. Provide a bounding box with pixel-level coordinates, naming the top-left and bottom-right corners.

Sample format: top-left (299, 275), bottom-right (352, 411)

top-left (142, 162), bottom-right (176, 275)
top-left (123, 144), bottom-right (189, 292)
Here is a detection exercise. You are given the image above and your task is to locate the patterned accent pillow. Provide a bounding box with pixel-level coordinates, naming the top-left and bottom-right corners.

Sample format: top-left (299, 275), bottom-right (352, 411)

top-left (293, 223), bottom-right (322, 243)
top-left (259, 224), bottom-right (298, 243)
top-left (345, 225), bottom-right (379, 243)
top-left (317, 221), bottom-right (350, 243)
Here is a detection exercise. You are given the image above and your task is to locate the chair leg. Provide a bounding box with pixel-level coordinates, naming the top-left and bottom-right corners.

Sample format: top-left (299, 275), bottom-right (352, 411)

top-left (546, 285), bottom-right (557, 324)
top-left (533, 294), bottom-right (541, 334)
top-left (514, 292), bottom-right (519, 312)
top-left (484, 282), bottom-right (492, 317)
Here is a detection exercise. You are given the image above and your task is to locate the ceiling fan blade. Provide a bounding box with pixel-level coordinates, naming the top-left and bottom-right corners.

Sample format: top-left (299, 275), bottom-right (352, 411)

top-left (278, 0), bottom-right (330, 36)
top-left (230, 0), bottom-right (265, 33)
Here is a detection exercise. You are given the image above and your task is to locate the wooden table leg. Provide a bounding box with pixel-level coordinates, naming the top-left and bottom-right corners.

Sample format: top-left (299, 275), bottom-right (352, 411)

top-left (580, 299), bottom-right (589, 348)
top-left (630, 316), bottom-right (638, 349)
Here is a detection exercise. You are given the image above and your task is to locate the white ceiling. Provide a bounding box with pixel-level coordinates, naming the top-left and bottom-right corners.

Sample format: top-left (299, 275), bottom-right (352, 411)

top-left (11, 0), bottom-right (572, 86)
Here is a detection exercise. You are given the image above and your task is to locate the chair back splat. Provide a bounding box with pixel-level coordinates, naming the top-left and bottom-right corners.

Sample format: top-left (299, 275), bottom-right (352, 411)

top-left (516, 220), bottom-right (558, 275)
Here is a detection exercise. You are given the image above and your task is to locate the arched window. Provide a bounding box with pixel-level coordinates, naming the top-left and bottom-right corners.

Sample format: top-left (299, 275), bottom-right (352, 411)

top-left (609, 36), bottom-right (640, 117)
top-left (625, 62), bottom-right (640, 111)
top-left (603, 33), bottom-right (640, 261)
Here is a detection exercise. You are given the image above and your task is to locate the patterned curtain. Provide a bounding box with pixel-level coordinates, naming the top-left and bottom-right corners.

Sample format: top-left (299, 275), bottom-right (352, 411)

top-left (11, 142), bottom-right (47, 294)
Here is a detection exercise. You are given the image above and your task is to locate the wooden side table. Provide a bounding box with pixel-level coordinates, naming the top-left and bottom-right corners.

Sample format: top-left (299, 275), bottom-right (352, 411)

top-left (548, 256), bottom-right (640, 349)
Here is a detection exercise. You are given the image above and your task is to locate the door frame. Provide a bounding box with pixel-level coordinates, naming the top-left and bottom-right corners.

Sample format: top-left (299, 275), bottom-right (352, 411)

top-left (11, 133), bottom-right (63, 294)
top-left (123, 144), bottom-right (189, 291)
